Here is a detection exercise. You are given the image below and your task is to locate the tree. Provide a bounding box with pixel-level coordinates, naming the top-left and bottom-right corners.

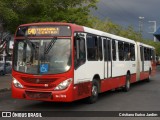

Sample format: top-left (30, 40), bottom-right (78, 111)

top-left (0, 0), bottom-right (99, 33)
top-left (91, 18), bottom-right (160, 55)
top-left (92, 18), bottom-right (122, 35)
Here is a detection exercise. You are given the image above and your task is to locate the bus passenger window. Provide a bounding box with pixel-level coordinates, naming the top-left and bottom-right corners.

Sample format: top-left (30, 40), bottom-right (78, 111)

top-left (118, 41), bottom-right (124, 61)
top-left (108, 40), bottom-right (111, 61)
top-left (104, 39), bottom-right (111, 61)
top-left (147, 48), bottom-right (150, 61)
top-left (144, 47), bottom-right (148, 61)
top-left (130, 44), bottom-right (135, 61)
top-left (98, 37), bottom-right (103, 61)
top-left (140, 46), bottom-right (144, 61)
top-left (124, 42), bottom-right (130, 61)
top-left (149, 49), bottom-right (151, 60)
top-left (87, 34), bottom-right (98, 61)
top-left (151, 49), bottom-right (155, 61)
top-left (112, 40), bottom-right (116, 61)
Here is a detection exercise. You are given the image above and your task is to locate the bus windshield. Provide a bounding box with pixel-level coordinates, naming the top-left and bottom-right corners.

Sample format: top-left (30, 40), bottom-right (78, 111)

top-left (13, 38), bottom-right (71, 74)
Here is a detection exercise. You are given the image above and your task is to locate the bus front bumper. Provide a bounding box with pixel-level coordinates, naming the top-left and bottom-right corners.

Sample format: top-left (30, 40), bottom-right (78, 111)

top-left (12, 83), bottom-right (74, 102)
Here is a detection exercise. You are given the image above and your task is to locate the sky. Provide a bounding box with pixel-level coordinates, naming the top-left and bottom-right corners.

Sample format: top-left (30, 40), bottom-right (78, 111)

top-left (91, 0), bottom-right (160, 40)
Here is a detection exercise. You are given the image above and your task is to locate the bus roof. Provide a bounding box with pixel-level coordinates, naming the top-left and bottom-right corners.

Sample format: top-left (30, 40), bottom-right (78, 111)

top-left (84, 26), bottom-right (136, 44)
top-left (17, 22), bottom-right (152, 46)
top-left (18, 22), bottom-right (78, 26)
top-left (137, 42), bottom-right (155, 49)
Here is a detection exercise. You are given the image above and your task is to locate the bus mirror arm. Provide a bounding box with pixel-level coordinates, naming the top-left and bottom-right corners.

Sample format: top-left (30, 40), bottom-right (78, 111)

top-left (75, 33), bottom-right (84, 40)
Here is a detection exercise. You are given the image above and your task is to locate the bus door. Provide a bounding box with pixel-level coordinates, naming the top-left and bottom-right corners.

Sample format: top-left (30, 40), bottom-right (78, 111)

top-left (103, 38), bottom-right (112, 78)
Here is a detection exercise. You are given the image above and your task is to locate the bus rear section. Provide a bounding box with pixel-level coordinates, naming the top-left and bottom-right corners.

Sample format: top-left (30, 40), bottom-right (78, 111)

top-left (136, 42), bottom-right (156, 81)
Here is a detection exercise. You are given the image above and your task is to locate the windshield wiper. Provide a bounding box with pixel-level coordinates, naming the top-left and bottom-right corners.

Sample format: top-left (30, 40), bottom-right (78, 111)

top-left (44, 37), bottom-right (57, 54)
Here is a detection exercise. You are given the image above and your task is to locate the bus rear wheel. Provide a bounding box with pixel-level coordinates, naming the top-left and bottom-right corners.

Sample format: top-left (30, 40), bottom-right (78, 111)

top-left (123, 74), bottom-right (130, 92)
top-left (146, 69), bottom-right (151, 82)
top-left (87, 80), bottom-right (99, 104)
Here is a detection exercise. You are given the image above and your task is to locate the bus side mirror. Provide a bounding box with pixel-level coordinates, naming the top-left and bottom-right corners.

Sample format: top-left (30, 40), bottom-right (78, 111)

top-left (3, 35), bottom-right (13, 57)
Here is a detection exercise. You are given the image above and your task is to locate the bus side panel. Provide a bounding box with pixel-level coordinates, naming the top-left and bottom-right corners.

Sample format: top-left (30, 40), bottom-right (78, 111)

top-left (100, 73), bottom-right (136, 92)
top-left (74, 60), bottom-right (104, 100)
top-left (140, 71), bottom-right (149, 80)
top-left (151, 61), bottom-right (156, 76)
top-left (130, 73), bottom-right (137, 83)
top-left (100, 76), bottom-right (125, 92)
top-left (73, 82), bottom-right (92, 101)
top-left (140, 60), bottom-right (151, 80)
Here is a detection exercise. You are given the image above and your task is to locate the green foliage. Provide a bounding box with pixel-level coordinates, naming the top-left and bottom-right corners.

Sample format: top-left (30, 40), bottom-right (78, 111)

top-left (0, 0), bottom-right (160, 55)
top-left (91, 18), bottom-right (142, 41)
top-left (92, 18), bottom-right (122, 35)
top-left (0, 0), bottom-right (98, 33)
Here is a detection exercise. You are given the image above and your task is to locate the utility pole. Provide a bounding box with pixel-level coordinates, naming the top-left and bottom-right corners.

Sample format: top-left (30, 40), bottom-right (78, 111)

top-left (139, 16), bottom-right (145, 36)
top-left (148, 21), bottom-right (157, 42)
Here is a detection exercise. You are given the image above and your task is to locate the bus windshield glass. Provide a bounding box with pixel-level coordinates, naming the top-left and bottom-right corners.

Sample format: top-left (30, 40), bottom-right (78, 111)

top-left (13, 38), bottom-right (71, 74)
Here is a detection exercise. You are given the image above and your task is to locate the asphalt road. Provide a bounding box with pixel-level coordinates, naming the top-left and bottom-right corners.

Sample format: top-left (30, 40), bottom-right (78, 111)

top-left (1, 76), bottom-right (160, 111)
top-left (0, 70), bottom-right (160, 119)
top-left (0, 74), bottom-right (11, 91)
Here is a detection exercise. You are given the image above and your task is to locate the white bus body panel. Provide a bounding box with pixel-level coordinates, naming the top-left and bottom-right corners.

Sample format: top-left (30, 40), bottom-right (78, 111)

top-left (136, 42), bottom-right (154, 81)
top-left (74, 28), bottom-right (105, 84)
top-left (109, 35), bottom-right (137, 78)
top-left (74, 61), bottom-right (104, 84)
top-left (74, 26), bottom-right (138, 84)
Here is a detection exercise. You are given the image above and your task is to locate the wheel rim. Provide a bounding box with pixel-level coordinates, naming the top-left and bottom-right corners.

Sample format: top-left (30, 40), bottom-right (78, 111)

top-left (126, 79), bottom-right (130, 89)
top-left (149, 74), bottom-right (151, 79)
top-left (126, 75), bottom-right (130, 89)
top-left (92, 85), bottom-right (98, 97)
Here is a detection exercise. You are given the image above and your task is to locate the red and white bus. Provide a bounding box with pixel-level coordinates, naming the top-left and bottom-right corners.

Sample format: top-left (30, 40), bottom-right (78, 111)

top-left (12, 22), bottom-right (156, 103)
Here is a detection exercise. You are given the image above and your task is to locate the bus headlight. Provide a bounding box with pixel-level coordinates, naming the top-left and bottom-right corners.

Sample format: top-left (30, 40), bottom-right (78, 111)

top-left (54, 78), bottom-right (72, 90)
top-left (13, 77), bottom-right (24, 88)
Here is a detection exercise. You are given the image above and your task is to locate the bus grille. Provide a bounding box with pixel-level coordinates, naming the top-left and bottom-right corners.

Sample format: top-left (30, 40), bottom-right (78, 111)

top-left (21, 77), bottom-right (58, 84)
top-left (25, 85), bottom-right (55, 89)
top-left (25, 91), bottom-right (52, 99)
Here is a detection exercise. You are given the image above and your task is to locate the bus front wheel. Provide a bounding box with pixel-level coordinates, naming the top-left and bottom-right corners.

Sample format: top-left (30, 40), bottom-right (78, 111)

top-left (87, 80), bottom-right (99, 104)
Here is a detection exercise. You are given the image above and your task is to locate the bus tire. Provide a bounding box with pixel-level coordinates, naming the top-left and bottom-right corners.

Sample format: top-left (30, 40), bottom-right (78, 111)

top-left (123, 74), bottom-right (130, 92)
top-left (87, 80), bottom-right (99, 104)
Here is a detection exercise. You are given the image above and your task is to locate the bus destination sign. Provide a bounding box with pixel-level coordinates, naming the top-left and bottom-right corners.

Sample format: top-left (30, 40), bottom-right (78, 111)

top-left (16, 25), bottom-right (71, 37)
top-left (27, 27), bottom-right (60, 36)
